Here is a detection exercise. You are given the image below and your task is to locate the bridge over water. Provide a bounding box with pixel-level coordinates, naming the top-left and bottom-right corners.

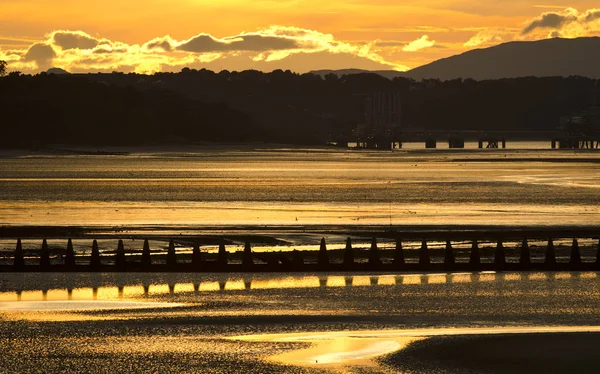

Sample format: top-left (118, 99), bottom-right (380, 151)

top-left (340, 130), bottom-right (600, 149)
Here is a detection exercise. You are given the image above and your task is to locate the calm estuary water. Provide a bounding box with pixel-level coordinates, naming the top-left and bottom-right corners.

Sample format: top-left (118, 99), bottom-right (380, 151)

top-left (2, 145), bottom-right (600, 372)
top-left (2, 271), bottom-right (600, 373)
top-left (1, 145), bottom-right (599, 228)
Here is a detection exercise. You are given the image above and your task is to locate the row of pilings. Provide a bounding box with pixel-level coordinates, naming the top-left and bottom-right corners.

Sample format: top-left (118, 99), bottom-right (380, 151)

top-left (4, 237), bottom-right (600, 272)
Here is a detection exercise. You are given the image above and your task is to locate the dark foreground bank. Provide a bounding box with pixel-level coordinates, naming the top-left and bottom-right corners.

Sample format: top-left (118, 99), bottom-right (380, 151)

top-left (383, 332), bottom-right (600, 374)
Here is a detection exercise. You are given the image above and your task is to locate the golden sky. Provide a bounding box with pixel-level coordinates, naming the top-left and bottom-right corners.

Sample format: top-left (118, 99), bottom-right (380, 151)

top-left (0, 0), bottom-right (599, 73)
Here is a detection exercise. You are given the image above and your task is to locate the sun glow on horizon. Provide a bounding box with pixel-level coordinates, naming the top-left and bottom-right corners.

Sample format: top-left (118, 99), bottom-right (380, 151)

top-left (0, 1), bottom-right (599, 73)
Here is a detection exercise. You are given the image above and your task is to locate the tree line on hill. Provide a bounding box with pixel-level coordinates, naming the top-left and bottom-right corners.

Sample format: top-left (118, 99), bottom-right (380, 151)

top-left (0, 63), bottom-right (598, 148)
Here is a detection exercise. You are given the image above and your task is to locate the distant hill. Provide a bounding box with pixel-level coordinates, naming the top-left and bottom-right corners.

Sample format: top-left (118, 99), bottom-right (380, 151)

top-left (310, 69), bottom-right (405, 80)
top-left (46, 67), bottom-right (70, 75)
top-left (310, 37), bottom-right (600, 81)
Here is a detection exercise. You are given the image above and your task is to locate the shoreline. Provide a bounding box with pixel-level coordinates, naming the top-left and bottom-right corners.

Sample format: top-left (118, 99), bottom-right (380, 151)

top-left (1, 223), bottom-right (599, 239)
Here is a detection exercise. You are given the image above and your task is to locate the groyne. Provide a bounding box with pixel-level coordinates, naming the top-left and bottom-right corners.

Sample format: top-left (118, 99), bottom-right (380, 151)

top-left (2, 228), bottom-right (599, 272)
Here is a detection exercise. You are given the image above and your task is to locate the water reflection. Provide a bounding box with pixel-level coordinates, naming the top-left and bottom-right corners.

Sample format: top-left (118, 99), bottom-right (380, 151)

top-left (1, 272), bottom-right (597, 304)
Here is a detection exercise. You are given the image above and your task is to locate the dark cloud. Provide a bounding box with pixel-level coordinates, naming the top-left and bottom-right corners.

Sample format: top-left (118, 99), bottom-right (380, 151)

top-left (522, 8), bottom-right (600, 35)
top-left (24, 43), bottom-right (56, 69)
top-left (177, 33), bottom-right (300, 53)
top-left (522, 12), bottom-right (572, 34)
top-left (584, 9), bottom-right (600, 22)
top-left (145, 39), bottom-right (174, 52)
top-left (52, 31), bottom-right (99, 50)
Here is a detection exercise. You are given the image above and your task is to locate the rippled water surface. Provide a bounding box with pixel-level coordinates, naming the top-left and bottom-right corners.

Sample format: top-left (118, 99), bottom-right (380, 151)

top-left (2, 272), bottom-right (600, 372)
top-left (1, 145), bottom-right (600, 227)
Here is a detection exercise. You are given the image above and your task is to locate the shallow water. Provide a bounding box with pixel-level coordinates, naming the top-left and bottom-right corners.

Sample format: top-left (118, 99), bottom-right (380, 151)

top-left (2, 271), bottom-right (600, 372)
top-left (1, 146), bottom-right (599, 228)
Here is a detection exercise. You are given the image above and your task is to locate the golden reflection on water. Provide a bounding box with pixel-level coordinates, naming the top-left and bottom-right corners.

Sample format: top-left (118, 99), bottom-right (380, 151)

top-left (4, 271), bottom-right (598, 304)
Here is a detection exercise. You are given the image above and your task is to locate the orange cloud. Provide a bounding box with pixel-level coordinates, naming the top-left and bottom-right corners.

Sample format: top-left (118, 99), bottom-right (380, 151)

top-left (1, 27), bottom-right (410, 74)
top-left (402, 35), bottom-right (436, 52)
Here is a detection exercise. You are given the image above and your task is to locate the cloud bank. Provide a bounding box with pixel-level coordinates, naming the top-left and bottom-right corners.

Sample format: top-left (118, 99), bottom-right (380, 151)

top-left (464, 7), bottom-right (600, 48)
top-left (522, 8), bottom-right (600, 37)
top-left (0, 26), bottom-right (410, 74)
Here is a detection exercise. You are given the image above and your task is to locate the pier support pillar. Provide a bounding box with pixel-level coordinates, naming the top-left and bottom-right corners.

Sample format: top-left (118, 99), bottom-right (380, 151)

top-left (317, 238), bottom-right (330, 270)
top-left (519, 239), bottom-right (531, 269)
top-left (116, 240), bottom-right (126, 270)
top-left (444, 240), bottom-right (455, 269)
top-left (242, 241), bottom-right (254, 270)
top-left (448, 139), bottom-right (465, 149)
top-left (90, 240), bottom-right (101, 269)
top-left (469, 240), bottom-right (481, 269)
top-left (343, 237), bottom-right (354, 270)
top-left (40, 239), bottom-right (50, 270)
top-left (368, 237), bottom-right (382, 269)
top-left (545, 239), bottom-right (557, 269)
top-left (551, 140), bottom-right (557, 149)
top-left (425, 139), bottom-right (437, 149)
top-left (502, 140), bottom-right (506, 149)
top-left (65, 239), bottom-right (76, 269)
top-left (478, 140), bottom-right (483, 149)
top-left (141, 239), bottom-right (151, 269)
top-left (393, 240), bottom-right (405, 270)
top-left (14, 239), bottom-right (24, 270)
top-left (191, 243), bottom-right (201, 270)
top-left (495, 240), bottom-right (506, 270)
top-left (419, 241), bottom-right (430, 269)
top-left (570, 239), bottom-right (582, 269)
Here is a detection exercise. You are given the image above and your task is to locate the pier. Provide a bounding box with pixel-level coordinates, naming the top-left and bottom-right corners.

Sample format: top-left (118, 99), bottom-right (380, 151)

top-left (2, 228), bottom-right (599, 273)
top-left (345, 130), bottom-right (600, 150)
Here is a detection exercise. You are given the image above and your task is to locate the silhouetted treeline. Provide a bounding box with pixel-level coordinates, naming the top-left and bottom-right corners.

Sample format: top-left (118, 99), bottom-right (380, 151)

top-left (1, 69), bottom-right (598, 149)
top-left (0, 73), bottom-right (261, 149)
top-left (84, 69), bottom-right (598, 134)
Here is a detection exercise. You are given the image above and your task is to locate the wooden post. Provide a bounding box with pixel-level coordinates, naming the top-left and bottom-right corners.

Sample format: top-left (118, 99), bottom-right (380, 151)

top-left (90, 240), bottom-right (101, 269)
top-left (65, 239), bottom-right (76, 269)
top-left (519, 239), bottom-right (531, 268)
top-left (242, 241), bottom-right (254, 270)
top-left (368, 237), bottom-right (382, 268)
top-left (545, 239), bottom-right (556, 269)
top-left (141, 239), bottom-right (151, 269)
top-left (393, 239), bottom-right (405, 269)
top-left (343, 237), bottom-right (354, 269)
top-left (217, 242), bottom-right (227, 268)
top-left (419, 241), bottom-right (430, 269)
top-left (494, 240), bottom-right (506, 270)
top-left (116, 240), bottom-right (126, 270)
top-left (317, 238), bottom-right (329, 270)
top-left (14, 239), bottom-right (25, 270)
top-left (191, 243), bottom-right (201, 270)
top-left (469, 239), bottom-right (481, 268)
top-left (40, 239), bottom-right (50, 269)
top-left (444, 240), bottom-right (455, 268)
top-left (570, 239), bottom-right (581, 268)
top-left (166, 239), bottom-right (177, 267)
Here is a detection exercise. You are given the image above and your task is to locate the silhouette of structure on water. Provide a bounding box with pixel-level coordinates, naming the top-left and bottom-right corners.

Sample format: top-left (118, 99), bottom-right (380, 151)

top-left (5, 230), bottom-right (600, 273)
